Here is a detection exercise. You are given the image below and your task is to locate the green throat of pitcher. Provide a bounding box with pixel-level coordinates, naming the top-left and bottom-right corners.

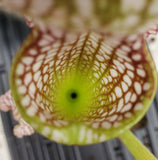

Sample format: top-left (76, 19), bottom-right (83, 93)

top-left (55, 71), bottom-right (94, 121)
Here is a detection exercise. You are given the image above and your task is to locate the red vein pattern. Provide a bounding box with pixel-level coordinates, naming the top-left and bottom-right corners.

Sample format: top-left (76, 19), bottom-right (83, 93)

top-left (9, 27), bottom-right (157, 144)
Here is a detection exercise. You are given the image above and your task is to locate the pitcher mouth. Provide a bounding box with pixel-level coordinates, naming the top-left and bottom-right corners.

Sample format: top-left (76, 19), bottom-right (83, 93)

top-left (10, 30), bottom-right (157, 144)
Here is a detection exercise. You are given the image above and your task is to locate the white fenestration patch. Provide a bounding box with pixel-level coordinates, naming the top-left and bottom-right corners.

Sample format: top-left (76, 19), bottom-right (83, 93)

top-left (37, 81), bottom-right (43, 91)
top-left (115, 87), bottom-right (122, 98)
top-left (125, 112), bottom-right (132, 118)
top-left (110, 69), bottom-right (118, 78)
top-left (133, 41), bottom-right (141, 50)
top-left (101, 112), bottom-right (107, 117)
top-left (131, 93), bottom-right (137, 102)
top-left (125, 62), bottom-right (134, 70)
top-left (101, 121), bottom-right (111, 129)
top-left (16, 79), bottom-right (22, 85)
top-left (123, 75), bottom-right (132, 86)
top-left (94, 73), bottom-right (99, 79)
top-left (127, 34), bottom-right (137, 42)
top-left (29, 49), bottom-right (38, 55)
top-left (118, 116), bottom-right (123, 121)
top-left (127, 70), bottom-right (134, 78)
top-left (33, 61), bottom-right (42, 72)
top-left (99, 135), bottom-right (106, 141)
top-left (79, 126), bottom-right (86, 142)
top-left (56, 60), bottom-right (61, 66)
top-left (99, 109), bottom-right (104, 114)
top-left (108, 115), bottom-right (118, 122)
top-left (121, 81), bottom-right (128, 92)
top-left (112, 93), bottom-right (116, 101)
top-left (143, 83), bottom-right (151, 91)
top-left (113, 122), bottom-right (120, 127)
top-left (53, 121), bottom-right (61, 127)
top-left (16, 63), bottom-right (24, 75)
top-left (39, 39), bottom-right (49, 46)
top-left (39, 113), bottom-right (47, 122)
top-left (43, 65), bottom-right (48, 74)
top-left (42, 126), bottom-right (51, 135)
top-left (36, 54), bottom-right (45, 61)
top-left (121, 45), bottom-right (131, 52)
top-left (26, 105), bottom-right (37, 117)
top-left (86, 129), bottom-right (93, 143)
top-left (101, 100), bottom-right (105, 106)
top-left (21, 95), bottom-right (30, 107)
top-left (117, 98), bottom-right (124, 112)
top-left (113, 60), bottom-right (125, 73)
top-left (108, 76), bottom-right (112, 82)
top-left (116, 48), bottom-right (127, 55)
top-left (94, 60), bottom-right (100, 67)
top-left (29, 82), bottom-right (36, 95)
top-left (92, 122), bottom-right (99, 129)
top-left (96, 54), bottom-right (104, 62)
top-left (22, 57), bottom-right (34, 65)
top-left (134, 82), bottom-right (142, 95)
top-left (52, 130), bottom-right (68, 143)
top-left (44, 74), bottom-right (49, 83)
top-left (136, 69), bottom-right (146, 77)
top-left (125, 92), bottom-right (131, 103)
top-left (134, 103), bottom-right (143, 111)
top-left (117, 65), bottom-right (125, 73)
top-left (58, 120), bottom-right (68, 126)
top-left (34, 71), bottom-right (41, 82)
top-left (18, 85), bottom-right (27, 94)
top-left (30, 123), bottom-right (38, 129)
top-left (121, 103), bottom-right (132, 113)
top-left (101, 63), bottom-right (106, 69)
top-left (93, 133), bottom-right (98, 140)
top-left (42, 46), bottom-right (52, 52)
top-left (24, 72), bottom-right (32, 85)
top-left (108, 107), bottom-right (116, 115)
top-left (132, 54), bottom-right (141, 61)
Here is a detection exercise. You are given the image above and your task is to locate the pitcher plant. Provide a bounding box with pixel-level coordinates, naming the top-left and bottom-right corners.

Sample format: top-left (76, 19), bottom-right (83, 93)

top-left (0, 1), bottom-right (158, 160)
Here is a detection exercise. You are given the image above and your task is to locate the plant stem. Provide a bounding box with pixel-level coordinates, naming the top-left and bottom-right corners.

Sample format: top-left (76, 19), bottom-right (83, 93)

top-left (119, 130), bottom-right (157, 160)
